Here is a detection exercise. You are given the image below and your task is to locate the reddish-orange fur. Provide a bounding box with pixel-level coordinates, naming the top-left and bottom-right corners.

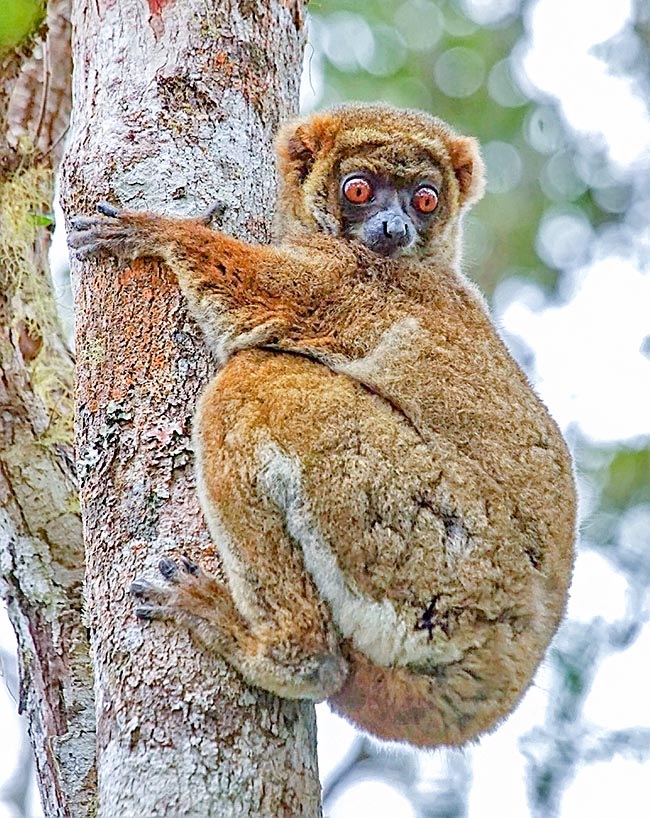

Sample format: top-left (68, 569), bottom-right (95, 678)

top-left (68, 104), bottom-right (576, 747)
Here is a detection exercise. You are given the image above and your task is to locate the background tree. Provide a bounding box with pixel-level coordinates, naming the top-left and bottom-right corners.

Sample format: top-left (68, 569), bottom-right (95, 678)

top-left (0, 1), bottom-right (95, 815)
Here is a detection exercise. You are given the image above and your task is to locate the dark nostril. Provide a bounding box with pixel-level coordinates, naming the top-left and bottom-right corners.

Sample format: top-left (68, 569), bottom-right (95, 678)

top-left (383, 216), bottom-right (408, 241)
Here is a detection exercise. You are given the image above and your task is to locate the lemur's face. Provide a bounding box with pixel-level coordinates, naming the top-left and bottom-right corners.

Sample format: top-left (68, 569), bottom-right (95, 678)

top-left (338, 171), bottom-right (440, 258)
top-left (274, 103), bottom-right (485, 257)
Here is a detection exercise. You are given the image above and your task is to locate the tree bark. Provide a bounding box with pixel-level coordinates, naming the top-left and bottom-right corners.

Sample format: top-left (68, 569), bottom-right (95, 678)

top-left (0, 2), bottom-right (97, 817)
top-left (60, 1), bottom-right (318, 817)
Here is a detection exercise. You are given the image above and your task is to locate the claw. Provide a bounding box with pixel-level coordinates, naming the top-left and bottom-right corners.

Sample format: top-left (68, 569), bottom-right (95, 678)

top-left (97, 200), bottom-right (121, 218)
top-left (159, 557), bottom-right (179, 582)
top-left (180, 555), bottom-right (199, 575)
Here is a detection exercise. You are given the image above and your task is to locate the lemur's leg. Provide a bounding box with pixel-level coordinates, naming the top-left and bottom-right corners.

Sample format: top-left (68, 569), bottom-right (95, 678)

top-left (130, 551), bottom-right (346, 701)
top-left (131, 350), bottom-right (348, 702)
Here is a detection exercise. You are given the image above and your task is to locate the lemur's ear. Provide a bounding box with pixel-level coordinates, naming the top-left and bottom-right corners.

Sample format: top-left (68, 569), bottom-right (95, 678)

top-left (275, 113), bottom-right (338, 185)
top-left (448, 135), bottom-right (485, 207)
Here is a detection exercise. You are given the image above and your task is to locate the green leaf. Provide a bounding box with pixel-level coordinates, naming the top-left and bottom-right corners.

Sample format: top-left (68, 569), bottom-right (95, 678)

top-left (601, 447), bottom-right (650, 510)
top-left (28, 212), bottom-right (55, 227)
top-left (0, 0), bottom-right (45, 51)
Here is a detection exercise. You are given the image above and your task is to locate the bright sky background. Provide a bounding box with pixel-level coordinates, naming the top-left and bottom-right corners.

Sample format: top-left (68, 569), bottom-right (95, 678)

top-left (2, 1), bottom-right (649, 816)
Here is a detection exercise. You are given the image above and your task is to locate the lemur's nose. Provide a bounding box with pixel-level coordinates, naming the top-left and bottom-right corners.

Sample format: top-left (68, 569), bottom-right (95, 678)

top-left (383, 214), bottom-right (409, 243)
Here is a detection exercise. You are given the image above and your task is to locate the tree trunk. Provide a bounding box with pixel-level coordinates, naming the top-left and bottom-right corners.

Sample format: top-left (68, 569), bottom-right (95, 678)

top-left (60, 1), bottom-right (318, 816)
top-left (0, 1), bottom-right (97, 817)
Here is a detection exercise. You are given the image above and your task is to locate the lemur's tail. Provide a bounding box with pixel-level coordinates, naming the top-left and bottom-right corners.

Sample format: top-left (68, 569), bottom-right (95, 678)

top-left (328, 637), bottom-right (531, 748)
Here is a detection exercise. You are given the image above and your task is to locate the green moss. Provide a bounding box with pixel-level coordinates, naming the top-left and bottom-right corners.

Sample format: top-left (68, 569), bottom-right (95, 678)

top-left (0, 0), bottom-right (45, 53)
top-left (0, 166), bottom-right (51, 284)
top-left (0, 166), bottom-right (74, 444)
top-left (65, 491), bottom-right (81, 516)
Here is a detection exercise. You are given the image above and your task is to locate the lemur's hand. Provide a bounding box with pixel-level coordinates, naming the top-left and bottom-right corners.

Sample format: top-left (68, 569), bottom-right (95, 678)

top-left (67, 202), bottom-right (142, 261)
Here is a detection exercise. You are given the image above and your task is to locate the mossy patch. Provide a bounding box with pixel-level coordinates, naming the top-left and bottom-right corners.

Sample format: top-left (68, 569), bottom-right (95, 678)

top-left (1, 165), bottom-right (74, 444)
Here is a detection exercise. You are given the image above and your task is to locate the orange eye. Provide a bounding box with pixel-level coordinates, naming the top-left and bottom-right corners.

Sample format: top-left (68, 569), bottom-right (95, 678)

top-left (412, 186), bottom-right (439, 214)
top-left (343, 177), bottom-right (373, 205)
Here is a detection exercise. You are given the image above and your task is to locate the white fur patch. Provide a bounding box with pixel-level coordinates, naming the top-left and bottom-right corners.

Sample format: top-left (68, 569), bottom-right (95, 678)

top-left (256, 441), bottom-right (462, 668)
top-left (334, 316), bottom-right (422, 383)
top-left (444, 516), bottom-right (471, 565)
top-left (196, 305), bottom-right (286, 366)
top-left (192, 304), bottom-right (234, 365)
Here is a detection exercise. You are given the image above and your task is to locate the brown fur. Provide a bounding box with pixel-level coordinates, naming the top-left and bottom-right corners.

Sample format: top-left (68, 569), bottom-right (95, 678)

top-left (68, 103), bottom-right (576, 748)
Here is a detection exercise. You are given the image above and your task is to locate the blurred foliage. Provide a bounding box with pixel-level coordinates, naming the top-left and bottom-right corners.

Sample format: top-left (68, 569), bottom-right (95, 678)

top-left (307, 1), bottom-right (650, 816)
top-left (306, 0), bottom-right (642, 295)
top-left (593, 445), bottom-right (650, 512)
top-left (0, 0), bottom-right (44, 53)
top-left (597, 0), bottom-right (650, 108)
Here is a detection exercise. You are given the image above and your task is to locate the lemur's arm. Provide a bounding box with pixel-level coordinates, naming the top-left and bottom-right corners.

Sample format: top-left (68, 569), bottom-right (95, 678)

top-left (67, 202), bottom-right (319, 362)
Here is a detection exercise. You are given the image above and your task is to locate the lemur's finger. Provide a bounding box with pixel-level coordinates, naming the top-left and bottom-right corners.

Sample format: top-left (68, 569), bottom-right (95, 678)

top-left (129, 578), bottom-right (171, 603)
top-left (67, 239), bottom-right (107, 258)
top-left (97, 200), bottom-right (121, 218)
top-left (135, 604), bottom-right (169, 621)
top-left (159, 557), bottom-right (180, 583)
top-left (201, 201), bottom-right (227, 226)
top-left (68, 215), bottom-right (103, 232)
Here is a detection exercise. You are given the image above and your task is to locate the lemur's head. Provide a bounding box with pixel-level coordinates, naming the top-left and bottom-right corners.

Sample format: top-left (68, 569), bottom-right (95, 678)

top-left (275, 103), bottom-right (485, 258)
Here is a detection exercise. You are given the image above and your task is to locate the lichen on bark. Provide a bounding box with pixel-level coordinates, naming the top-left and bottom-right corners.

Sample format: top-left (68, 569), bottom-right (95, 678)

top-left (59, 1), bottom-right (321, 816)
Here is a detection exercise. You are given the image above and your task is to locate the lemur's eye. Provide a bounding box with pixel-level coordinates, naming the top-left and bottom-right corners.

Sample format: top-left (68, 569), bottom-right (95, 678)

top-left (343, 177), bottom-right (373, 205)
top-left (412, 186), bottom-right (439, 214)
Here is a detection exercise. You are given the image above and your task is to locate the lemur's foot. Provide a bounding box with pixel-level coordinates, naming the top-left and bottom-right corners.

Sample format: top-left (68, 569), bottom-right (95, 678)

top-left (129, 556), bottom-right (205, 621)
